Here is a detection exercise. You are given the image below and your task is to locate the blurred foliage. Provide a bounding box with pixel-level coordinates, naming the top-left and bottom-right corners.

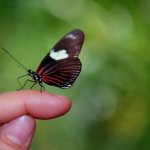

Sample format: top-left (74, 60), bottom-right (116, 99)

top-left (0, 0), bottom-right (150, 150)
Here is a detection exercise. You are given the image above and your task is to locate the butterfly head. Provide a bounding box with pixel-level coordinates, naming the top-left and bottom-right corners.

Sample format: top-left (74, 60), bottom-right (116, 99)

top-left (27, 69), bottom-right (42, 83)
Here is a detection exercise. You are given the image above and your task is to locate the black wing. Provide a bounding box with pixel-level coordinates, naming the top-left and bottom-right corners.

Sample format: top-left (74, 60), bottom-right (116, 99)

top-left (36, 29), bottom-right (84, 73)
top-left (36, 29), bottom-right (84, 88)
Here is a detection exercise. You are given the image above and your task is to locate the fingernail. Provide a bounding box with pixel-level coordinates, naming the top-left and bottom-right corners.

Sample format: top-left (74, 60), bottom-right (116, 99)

top-left (1, 116), bottom-right (35, 145)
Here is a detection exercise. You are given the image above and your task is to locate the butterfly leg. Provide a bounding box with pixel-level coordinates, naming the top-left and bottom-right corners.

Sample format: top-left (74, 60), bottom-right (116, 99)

top-left (30, 82), bottom-right (37, 89)
top-left (39, 83), bottom-right (45, 93)
top-left (17, 74), bottom-right (28, 88)
top-left (16, 79), bottom-right (35, 91)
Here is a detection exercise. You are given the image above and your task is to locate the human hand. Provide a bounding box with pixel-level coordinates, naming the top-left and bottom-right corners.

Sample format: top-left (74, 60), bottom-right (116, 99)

top-left (0, 90), bottom-right (71, 150)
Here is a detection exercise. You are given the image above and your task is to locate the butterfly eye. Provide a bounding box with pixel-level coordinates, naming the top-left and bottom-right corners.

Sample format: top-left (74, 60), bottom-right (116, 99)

top-left (27, 69), bottom-right (32, 74)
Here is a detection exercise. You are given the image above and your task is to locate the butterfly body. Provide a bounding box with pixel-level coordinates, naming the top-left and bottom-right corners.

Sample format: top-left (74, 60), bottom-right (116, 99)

top-left (17, 29), bottom-right (84, 91)
top-left (27, 69), bottom-right (42, 84)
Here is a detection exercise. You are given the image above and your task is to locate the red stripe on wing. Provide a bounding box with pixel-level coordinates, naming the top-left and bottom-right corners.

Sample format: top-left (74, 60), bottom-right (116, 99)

top-left (40, 58), bottom-right (81, 88)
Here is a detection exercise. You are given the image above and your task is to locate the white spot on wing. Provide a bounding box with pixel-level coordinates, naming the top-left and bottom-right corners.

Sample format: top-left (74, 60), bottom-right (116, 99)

top-left (61, 84), bottom-right (72, 89)
top-left (49, 49), bottom-right (69, 60)
top-left (65, 34), bottom-right (76, 40)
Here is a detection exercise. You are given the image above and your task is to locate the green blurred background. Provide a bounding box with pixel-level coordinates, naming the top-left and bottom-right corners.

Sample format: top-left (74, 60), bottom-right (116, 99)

top-left (0, 0), bottom-right (150, 149)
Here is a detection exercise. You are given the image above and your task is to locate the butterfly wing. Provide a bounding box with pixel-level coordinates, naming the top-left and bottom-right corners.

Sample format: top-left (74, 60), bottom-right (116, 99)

top-left (36, 29), bottom-right (84, 88)
top-left (40, 58), bottom-right (81, 88)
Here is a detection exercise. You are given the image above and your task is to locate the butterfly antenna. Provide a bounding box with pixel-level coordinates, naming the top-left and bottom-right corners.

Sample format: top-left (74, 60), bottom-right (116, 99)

top-left (1, 47), bottom-right (28, 71)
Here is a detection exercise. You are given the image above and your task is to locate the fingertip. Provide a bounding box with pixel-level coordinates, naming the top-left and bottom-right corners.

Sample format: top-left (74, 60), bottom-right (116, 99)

top-left (24, 90), bottom-right (72, 119)
top-left (0, 90), bottom-right (72, 122)
top-left (0, 115), bottom-right (36, 149)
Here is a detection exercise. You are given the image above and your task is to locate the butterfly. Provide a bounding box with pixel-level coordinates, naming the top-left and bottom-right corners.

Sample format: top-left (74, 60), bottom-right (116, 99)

top-left (9, 29), bottom-right (84, 92)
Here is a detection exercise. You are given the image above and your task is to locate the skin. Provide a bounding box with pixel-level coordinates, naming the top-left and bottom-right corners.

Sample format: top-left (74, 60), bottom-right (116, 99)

top-left (0, 90), bottom-right (72, 150)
